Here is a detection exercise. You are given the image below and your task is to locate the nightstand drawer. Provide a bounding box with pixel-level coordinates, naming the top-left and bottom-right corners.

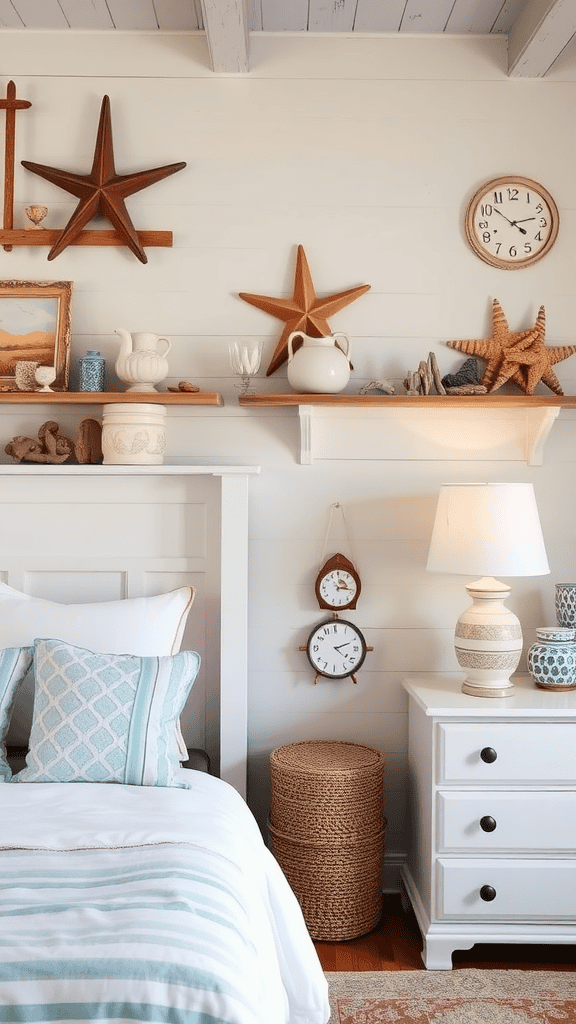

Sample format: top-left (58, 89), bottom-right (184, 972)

top-left (438, 859), bottom-right (576, 919)
top-left (438, 722), bottom-right (576, 783)
top-left (438, 791), bottom-right (576, 851)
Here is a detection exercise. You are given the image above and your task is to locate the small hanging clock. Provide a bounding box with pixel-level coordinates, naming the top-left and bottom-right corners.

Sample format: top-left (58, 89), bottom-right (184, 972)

top-left (315, 552), bottom-right (361, 611)
top-left (306, 617), bottom-right (367, 683)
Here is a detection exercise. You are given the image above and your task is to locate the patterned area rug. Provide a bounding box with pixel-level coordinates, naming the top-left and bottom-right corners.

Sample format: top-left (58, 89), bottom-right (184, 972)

top-left (326, 969), bottom-right (576, 1023)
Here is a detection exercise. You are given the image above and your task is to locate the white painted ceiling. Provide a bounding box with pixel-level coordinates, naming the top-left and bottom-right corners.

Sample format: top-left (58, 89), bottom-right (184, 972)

top-left (1, 0), bottom-right (575, 76)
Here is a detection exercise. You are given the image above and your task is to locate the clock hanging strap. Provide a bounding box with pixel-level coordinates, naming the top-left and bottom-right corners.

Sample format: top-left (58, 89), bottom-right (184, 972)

top-left (319, 502), bottom-right (358, 569)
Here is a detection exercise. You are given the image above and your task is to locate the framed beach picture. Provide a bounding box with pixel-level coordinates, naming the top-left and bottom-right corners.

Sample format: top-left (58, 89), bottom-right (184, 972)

top-left (0, 280), bottom-right (72, 391)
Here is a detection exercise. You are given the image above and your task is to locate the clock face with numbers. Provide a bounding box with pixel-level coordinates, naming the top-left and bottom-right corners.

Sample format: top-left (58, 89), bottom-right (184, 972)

top-left (314, 552), bottom-right (361, 611)
top-left (306, 618), bottom-right (367, 680)
top-left (465, 176), bottom-right (559, 270)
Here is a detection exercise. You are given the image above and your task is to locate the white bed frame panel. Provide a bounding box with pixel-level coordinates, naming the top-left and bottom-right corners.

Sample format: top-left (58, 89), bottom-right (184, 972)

top-left (0, 464), bottom-right (259, 799)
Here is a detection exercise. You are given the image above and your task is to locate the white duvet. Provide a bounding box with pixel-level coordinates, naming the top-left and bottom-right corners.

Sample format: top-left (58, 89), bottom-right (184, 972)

top-left (0, 771), bottom-right (330, 1024)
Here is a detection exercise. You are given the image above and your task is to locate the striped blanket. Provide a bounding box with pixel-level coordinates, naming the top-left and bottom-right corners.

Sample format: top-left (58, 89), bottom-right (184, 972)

top-left (0, 775), bottom-right (329, 1024)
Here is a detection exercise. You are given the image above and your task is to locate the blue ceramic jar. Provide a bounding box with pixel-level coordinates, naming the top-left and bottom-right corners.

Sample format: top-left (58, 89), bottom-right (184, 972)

top-left (527, 627), bottom-right (576, 691)
top-left (79, 350), bottom-right (105, 392)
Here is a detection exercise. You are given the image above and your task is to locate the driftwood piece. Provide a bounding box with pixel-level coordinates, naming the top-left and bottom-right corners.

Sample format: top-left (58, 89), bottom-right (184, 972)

top-left (404, 353), bottom-right (446, 395)
top-left (74, 418), bottom-right (103, 464)
top-left (167, 381), bottom-right (200, 393)
top-left (444, 383), bottom-right (488, 395)
top-left (359, 378), bottom-right (395, 395)
top-left (5, 420), bottom-right (73, 463)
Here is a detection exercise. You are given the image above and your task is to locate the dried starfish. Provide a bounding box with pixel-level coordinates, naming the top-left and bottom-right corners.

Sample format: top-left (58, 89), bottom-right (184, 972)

top-left (494, 305), bottom-right (576, 395)
top-left (447, 299), bottom-right (538, 391)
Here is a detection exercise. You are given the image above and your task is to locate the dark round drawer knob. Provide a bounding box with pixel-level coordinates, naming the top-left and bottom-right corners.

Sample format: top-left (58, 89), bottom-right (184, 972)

top-left (480, 884), bottom-right (497, 902)
top-left (480, 746), bottom-right (498, 763)
top-left (480, 815), bottom-right (497, 832)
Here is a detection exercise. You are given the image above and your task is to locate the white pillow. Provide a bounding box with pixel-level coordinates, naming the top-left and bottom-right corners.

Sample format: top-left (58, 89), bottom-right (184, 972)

top-left (0, 583), bottom-right (194, 655)
top-left (0, 583), bottom-right (194, 758)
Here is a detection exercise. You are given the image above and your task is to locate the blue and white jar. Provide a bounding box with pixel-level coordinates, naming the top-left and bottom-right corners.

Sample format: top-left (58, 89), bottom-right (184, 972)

top-left (555, 584), bottom-right (576, 628)
top-left (79, 350), bottom-right (105, 392)
top-left (527, 627), bottom-right (576, 691)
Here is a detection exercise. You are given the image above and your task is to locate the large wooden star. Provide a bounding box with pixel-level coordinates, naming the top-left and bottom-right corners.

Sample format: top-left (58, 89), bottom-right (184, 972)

top-left (447, 299), bottom-right (537, 391)
top-left (21, 95), bottom-right (186, 263)
top-left (239, 245), bottom-right (370, 376)
top-left (492, 305), bottom-right (576, 395)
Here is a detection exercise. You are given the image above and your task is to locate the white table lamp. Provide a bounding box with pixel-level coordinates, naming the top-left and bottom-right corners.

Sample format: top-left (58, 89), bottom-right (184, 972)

top-left (427, 483), bottom-right (550, 697)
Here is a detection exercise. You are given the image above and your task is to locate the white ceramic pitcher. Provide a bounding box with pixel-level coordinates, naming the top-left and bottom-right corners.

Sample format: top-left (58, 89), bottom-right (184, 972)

top-left (115, 329), bottom-right (172, 392)
top-left (286, 331), bottom-right (351, 394)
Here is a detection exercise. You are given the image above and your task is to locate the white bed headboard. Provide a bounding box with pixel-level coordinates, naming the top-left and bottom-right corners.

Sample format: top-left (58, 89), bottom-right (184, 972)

top-left (0, 464), bottom-right (259, 799)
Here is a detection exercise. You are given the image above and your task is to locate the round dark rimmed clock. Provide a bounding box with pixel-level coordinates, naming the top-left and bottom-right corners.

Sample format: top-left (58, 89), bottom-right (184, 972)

top-left (306, 617), bottom-right (367, 682)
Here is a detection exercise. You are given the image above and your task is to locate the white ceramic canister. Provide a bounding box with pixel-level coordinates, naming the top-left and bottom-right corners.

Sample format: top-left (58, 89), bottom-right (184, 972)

top-left (101, 403), bottom-right (166, 465)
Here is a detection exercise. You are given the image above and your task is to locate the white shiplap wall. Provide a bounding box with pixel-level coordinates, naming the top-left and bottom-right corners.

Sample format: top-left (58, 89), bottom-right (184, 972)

top-left (1, 30), bottom-right (576, 884)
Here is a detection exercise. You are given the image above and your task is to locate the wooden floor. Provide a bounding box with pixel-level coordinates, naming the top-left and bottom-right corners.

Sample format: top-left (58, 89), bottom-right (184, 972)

top-left (313, 894), bottom-right (576, 972)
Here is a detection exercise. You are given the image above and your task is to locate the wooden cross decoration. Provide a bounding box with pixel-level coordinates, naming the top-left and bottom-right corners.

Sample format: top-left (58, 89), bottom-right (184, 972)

top-left (1, 81), bottom-right (31, 251)
top-left (0, 86), bottom-right (185, 261)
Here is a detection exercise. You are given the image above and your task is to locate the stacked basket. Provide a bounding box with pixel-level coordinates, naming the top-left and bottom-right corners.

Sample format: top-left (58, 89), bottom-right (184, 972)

top-left (269, 740), bottom-right (385, 941)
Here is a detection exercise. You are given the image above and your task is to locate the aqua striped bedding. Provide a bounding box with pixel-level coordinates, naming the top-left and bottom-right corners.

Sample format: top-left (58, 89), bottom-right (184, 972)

top-left (0, 773), bottom-right (329, 1024)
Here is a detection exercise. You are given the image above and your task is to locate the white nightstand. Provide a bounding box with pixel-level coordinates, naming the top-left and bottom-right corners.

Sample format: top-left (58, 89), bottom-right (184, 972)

top-left (401, 675), bottom-right (576, 970)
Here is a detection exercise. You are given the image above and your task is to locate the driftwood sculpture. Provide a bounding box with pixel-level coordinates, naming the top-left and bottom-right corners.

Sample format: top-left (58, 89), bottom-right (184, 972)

top-left (5, 418), bottom-right (103, 464)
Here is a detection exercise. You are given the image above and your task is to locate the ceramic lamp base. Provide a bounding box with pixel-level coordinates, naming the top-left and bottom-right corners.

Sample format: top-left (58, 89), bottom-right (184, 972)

top-left (455, 577), bottom-right (522, 698)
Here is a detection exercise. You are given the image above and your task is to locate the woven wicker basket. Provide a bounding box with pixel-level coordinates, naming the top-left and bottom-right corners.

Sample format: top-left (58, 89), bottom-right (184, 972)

top-left (269, 740), bottom-right (385, 941)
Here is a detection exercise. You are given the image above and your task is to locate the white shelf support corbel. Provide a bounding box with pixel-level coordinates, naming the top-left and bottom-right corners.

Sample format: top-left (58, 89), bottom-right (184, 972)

top-left (525, 406), bottom-right (560, 466)
top-left (298, 405), bottom-right (314, 465)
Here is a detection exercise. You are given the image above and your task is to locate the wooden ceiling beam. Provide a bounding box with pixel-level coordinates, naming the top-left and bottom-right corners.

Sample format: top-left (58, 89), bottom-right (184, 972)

top-left (200, 0), bottom-right (250, 73)
top-left (508, 0), bottom-right (576, 77)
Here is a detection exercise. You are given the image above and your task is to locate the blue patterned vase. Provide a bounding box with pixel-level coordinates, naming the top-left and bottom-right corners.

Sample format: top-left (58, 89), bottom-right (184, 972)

top-left (527, 627), bottom-right (576, 691)
top-left (555, 584), bottom-right (576, 627)
top-left (79, 350), bottom-right (105, 392)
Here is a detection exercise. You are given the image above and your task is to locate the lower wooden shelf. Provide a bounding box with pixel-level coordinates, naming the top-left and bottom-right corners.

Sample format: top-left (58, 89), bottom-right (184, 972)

top-left (238, 393), bottom-right (576, 464)
top-left (0, 391), bottom-right (223, 405)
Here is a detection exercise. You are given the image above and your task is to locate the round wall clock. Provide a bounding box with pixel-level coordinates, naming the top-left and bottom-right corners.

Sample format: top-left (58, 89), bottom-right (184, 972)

top-left (465, 175), bottom-right (559, 270)
top-left (306, 617), bottom-right (367, 682)
top-left (315, 552), bottom-right (361, 611)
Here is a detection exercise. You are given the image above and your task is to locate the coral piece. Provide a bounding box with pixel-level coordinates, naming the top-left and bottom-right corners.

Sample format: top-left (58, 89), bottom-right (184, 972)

top-left (446, 299), bottom-right (538, 391)
top-left (239, 245), bottom-right (370, 376)
top-left (5, 421), bottom-right (73, 463)
top-left (441, 357), bottom-right (482, 389)
top-left (74, 419), bottom-right (103, 464)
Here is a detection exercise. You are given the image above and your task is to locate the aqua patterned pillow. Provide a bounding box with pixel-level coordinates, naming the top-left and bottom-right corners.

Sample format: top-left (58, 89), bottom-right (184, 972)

top-left (0, 647), bottom-right (33, 781)
top-left (15, 639), bottom-right (200, 788)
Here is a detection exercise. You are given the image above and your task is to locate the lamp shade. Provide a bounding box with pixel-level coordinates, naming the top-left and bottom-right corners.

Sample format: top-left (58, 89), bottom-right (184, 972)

top-left (426, 483), bottom-right (549, 579)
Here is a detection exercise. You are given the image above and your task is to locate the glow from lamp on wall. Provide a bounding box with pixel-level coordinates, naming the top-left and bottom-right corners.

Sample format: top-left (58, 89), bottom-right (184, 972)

top-left (426, 482), bottom-right (550, 698)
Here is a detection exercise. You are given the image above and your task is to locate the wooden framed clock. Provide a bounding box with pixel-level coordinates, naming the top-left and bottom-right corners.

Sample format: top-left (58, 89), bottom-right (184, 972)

top-left (314, 552), bottom-right (361, 611)
top-left (465, 175), bottom-right (559, 270)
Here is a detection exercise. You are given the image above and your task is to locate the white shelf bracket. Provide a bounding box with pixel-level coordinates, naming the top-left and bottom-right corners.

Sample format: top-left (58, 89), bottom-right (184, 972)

top-left (525, 406), bottom-right (560, 466)
top-left (298, 405), bottom-right (313, 465)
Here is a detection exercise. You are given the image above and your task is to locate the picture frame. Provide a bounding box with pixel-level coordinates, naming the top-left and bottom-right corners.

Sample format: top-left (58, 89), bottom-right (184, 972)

top-left (0, 280), bottom-right (73, 391)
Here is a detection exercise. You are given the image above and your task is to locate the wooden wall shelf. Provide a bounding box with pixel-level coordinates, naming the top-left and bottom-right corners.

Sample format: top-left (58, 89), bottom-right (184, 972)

top-left (238, 393), bottom-right (576, 408)
top-left (0, 391), bottom-right (223, 405)
top-left (238, 393), bottom-right (576, 465)
top-left (0, 229), bottom-right (172, 250)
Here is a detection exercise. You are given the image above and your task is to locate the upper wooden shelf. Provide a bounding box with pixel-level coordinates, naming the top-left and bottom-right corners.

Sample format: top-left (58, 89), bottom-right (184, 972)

top-left (0, 391), bottom-right (223, 405)
top-left (238, 393), bottom-right (576, 408)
